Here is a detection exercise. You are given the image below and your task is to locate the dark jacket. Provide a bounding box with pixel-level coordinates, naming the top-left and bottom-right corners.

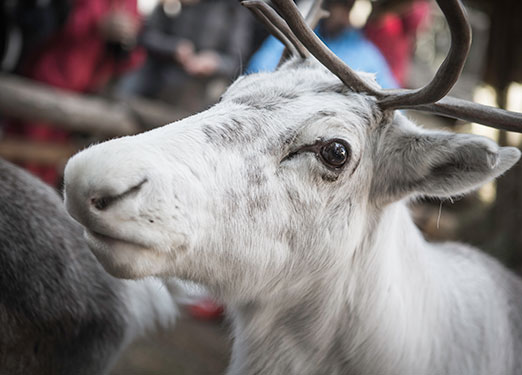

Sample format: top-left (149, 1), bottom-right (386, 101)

top-left (141, 0), bottom-right (253, 78)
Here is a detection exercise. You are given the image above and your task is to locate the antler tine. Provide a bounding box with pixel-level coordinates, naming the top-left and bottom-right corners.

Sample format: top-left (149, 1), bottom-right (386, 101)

top-left (279, 0), bottom-right (330, 64)
top-left (304, 0), bottom-right (330, 30)
top-left (242, 0), bottom-right (308, 59)
top-left (415, 96), bottom-right (522, 133)
top-left (271, 0), bottom-right (381, 95)
top-left (378, 0), bottom-right (472, 109)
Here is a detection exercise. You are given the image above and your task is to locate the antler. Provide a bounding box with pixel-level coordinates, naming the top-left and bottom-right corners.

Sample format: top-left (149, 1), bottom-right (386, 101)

top-left (243, 0), bottom-right (329, 65)
top-left (271, 0), bottom-right (381, 94)
top-left (242, 0), bottom-right (307, 59)
top-left (304, 0), bottom-right (330, 33)
top-left (242, 0), bottom-right (522, 132)
top-left (271, 0), bottom-right (471, 105)
top-left (280, 0), bottom-right (329, 64)
top-left (415, 97), bottom-right (522, 133)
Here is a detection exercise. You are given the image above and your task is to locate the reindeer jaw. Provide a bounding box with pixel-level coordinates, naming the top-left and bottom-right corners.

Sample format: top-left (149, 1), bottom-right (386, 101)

top-left (82, 226), bottom-right (188, 279)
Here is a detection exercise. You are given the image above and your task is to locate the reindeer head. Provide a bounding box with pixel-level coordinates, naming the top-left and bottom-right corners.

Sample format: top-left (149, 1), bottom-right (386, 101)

top-left (64, 0), bottom-right (521, 303)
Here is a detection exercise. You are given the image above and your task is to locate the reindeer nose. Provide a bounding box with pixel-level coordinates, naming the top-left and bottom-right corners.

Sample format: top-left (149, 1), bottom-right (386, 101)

top-left (90, 179), bottom-right (148, 211)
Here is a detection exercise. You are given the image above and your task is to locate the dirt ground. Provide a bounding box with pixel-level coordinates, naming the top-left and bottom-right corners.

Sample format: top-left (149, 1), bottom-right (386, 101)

top-left (111, 310), bottom-right (231, 375)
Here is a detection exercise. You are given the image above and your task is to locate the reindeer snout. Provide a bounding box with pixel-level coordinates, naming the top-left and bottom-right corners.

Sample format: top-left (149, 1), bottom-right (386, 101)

top-left (63, 140), bottom-right (153, 230)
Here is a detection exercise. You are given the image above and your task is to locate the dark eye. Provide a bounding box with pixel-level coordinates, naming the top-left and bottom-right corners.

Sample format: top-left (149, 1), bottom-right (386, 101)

top-left (319, 140), bottom-right (350, 168)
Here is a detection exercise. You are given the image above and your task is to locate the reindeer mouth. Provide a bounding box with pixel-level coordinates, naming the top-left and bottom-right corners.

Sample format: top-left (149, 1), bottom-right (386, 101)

top-left (84, 229), bottom-right (152, 253)
top-left (83, 229), bottom-right (169, 279)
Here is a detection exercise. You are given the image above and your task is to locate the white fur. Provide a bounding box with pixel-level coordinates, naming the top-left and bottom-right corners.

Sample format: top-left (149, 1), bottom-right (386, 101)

top-left (63, 60), bottom-right (522, 374)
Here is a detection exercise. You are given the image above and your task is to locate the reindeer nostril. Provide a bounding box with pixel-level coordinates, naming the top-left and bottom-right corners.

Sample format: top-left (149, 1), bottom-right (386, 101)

top-left (90, 178), bottom-right (148, 211)
top-left (91, 196), bottom-right (113, 211)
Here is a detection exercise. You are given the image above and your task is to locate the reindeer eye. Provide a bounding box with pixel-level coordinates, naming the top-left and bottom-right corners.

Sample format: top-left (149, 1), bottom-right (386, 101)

top-left (319, 140), bottom-right (350, 168)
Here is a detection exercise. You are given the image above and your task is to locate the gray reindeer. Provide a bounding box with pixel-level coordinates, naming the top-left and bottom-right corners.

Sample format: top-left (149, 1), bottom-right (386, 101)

top-left (63, 0), bottom-right (522, 374)
top-left (0, 158), bottom-right (180, 375)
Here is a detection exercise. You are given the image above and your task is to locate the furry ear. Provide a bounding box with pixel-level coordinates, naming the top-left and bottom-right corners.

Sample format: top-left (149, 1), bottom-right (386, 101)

top-left (371, 115), bottom-right (521, 203)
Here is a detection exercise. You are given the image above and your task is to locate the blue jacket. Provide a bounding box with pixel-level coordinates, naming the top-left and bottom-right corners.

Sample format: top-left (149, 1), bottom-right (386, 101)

top-left (246, 28), bottom-right (398, 89)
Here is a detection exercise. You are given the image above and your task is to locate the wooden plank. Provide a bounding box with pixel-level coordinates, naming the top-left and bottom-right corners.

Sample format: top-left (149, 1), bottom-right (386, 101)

top-left (0, 74), bottom-right (190, 137)
top-left (0, 138), bottom-right (78, 166)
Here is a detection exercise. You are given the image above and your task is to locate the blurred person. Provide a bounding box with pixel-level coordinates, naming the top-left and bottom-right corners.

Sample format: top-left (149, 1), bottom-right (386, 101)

top-left (4, 0), bottom-right (144, 186)
top-left (116, 0), bottom-right (254, 111)
top-left (365, 0), bottom-right (430, 87)
top-left (0, 0), bottom-right (70, 73)
top-left (246, 0), bottom-right (398, 89)
top-left (1, 0), bottom-right (70, 151)
top-left (28, 0), bottom-right (143, 92)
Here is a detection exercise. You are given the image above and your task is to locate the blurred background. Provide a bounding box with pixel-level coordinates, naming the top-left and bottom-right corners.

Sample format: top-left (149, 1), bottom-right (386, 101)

top-left (0, 0), bottom-right (521, 373)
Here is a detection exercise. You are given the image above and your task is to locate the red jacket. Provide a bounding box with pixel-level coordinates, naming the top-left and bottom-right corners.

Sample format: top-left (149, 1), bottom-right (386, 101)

top-left (365, 1), bottom-right (430, 86)
top-left (28, 0), bottom-right (144, 92)
top-left (8, 0), bottom-right (144, 186)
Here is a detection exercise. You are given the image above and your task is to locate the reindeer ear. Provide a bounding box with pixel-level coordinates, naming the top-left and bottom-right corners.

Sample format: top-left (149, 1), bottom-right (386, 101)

top-left (372, 115), bottom-right (521, 202)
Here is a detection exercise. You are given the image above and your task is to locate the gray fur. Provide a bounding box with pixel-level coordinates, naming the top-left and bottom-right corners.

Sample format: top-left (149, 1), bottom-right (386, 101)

top-left (0, 159), bottom-right (178, 375)
top-left (63, 58), bottom-right (522, 375)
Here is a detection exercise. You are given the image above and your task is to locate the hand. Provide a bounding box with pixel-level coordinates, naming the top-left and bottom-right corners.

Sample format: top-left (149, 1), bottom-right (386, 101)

top-left (184, 51), bottom-right (219, 77)
top-left (174, 40), bottom-right (195, 65)
top-left (99, 10), bottom-right (139, 46)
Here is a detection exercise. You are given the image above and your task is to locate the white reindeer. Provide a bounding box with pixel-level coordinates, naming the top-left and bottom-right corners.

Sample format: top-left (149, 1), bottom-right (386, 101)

top-left (63, 0), bottom-right (522, 374)
top-left (0, 158), bottom-right (180, 375)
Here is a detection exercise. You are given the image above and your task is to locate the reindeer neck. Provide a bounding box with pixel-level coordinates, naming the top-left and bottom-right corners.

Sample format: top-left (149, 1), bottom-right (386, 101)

top-left (227, 275), bottom-right (350, 375)
top-left (227, 201), bottom-right (444, 375)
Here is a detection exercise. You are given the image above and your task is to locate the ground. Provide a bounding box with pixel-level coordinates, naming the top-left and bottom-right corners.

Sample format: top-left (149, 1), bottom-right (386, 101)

top-left (111, 310), bottom-right (231, 375)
